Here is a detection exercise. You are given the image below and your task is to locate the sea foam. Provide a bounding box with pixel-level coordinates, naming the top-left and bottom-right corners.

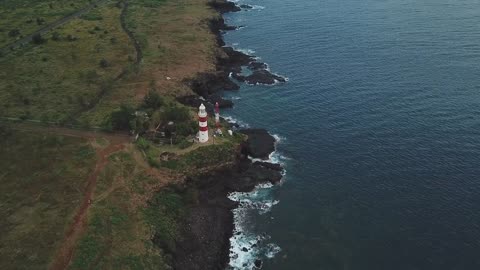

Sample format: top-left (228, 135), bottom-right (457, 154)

top-left (228, 184), bottom-right (282, 269)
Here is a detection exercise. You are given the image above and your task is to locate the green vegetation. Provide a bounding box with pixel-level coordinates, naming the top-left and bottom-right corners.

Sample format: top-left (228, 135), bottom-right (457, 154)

top-left (144, 189), bottom-right (187, 253)
top-left (158, 142), bottom-right (238, 172)
top-left (0, 0), bottom-right (234, 268)
top-left (0, 1), bottom-right (134, 124)
top-left (0, 126), bottom-right (96, 270)
top-left (0, 0), bottom-right (93, 47)
top-left (0, 0), bottom-right (218, 127)
top-left (69, 150), bottom-right (173, 270)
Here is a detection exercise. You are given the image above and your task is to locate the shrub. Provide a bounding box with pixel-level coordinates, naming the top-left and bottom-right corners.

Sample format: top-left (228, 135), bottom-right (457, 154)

top-left (32, 34), bottom-right (46, 44)
top-left (107, 105), bottom-right (135, 131)
top-left (175, 121), bottom-right (197, 137)
top-left (99, 58), bottom-right (109, 68)
top-left (143, 90), bottom-right (163, 110)
top-left (51, 32), bottom-right (60, 41)
top-left (36, 18), bottom-right (45, 25)
top-left (67, 34), bottom-right (77, 41)
top-left (136, 137), bottom-right (150, 151)
top-left (145, 190), bottom-right (187, 253)
top-left (8, 29), bottom-right (20, 37)
top-left (178, 138), bottom-right (193, 149)
top-left (161, 105), bottom-right (191, 123)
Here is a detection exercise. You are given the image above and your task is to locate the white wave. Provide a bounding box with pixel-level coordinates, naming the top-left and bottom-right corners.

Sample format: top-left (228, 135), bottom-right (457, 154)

top-left (249, 151), bottom-right (290, 167)
top-left (265, 243), bottom-right (282, 258)
top-left (244, 77), bottom-right (288, 86)
top-left (228, 183), bottom-right (281, 269)
top-left (229, 96), bottom-right (242, 100)
top-left (234, 48), bottom-right (256, 56)
top-left (223, 115), bottom-right (250, 128)
top-left (251, 5), bottom-right (265, 10)
top-left (272, 133), bottom-right (286, 144)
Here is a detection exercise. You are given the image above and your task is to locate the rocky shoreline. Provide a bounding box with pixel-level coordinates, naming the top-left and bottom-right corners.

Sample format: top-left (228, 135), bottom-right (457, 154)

top-left (174, 141), bottom-right (283, 270)
top-left (178, 1), bottom-right (286, 111)
top-left (170, 1), bottom-right (285, 269)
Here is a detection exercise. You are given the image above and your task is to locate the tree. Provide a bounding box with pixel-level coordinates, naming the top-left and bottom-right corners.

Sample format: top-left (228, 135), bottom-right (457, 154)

top-left (130, 114), bottom-right (150, 134)
top-left (143, 90), bottom-right (163, 110)
top-left (32, 33), bottom-right (45, 44)
top-left (161, 105), bottom-right (191, 123)
top-left (107, 105), bottom-right (135, 131)
top-left (51, 32), bottom-right (60, 41)
top-left (36, 18), bottom-right (45, 25)
top-left (8, 29), bottom-right (20, 37)
top-left (99, 58), bottom-right (109, 68)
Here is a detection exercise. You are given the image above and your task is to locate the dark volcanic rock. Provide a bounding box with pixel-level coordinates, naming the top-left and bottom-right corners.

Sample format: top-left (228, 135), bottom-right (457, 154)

top-left (208, 93), bottom-right (234, 108)
top-left (209, 0), bottom-right (241, 13)
top-left (248, 61), bottom-right (268, 70)
top-left (176, 95), bottom-right (215, 115)
top-left (254, 161), bottom-right (283, 171)
top-left (172, 136), bottom-right (283, 270)
top-left (245, 70), bottom-right (286, 85)
top-left (209, 17), bottom-right (238, 32)
top-left (231, 72), bottom-right (246, 82)
top-left (239, 129), bottom-right (276, 159)
top-left (244, 162), bottom-right (283, 185)
top-left (240, 4), bottom-right (253, 9)
top-left (173, 156), bottom-right (282, 270)
top-left (222, 117), bottom-right (240, 128)
top-left (254, 259), bottom-right (263, 268)
top-left (208, 17), bottom-right (227, 46)
top-left (223, 24), bottom-right (238, 31)
top-left (187, 72), bottom-right (239, 98)
top-left (218, 47), bottom-right (254, 73)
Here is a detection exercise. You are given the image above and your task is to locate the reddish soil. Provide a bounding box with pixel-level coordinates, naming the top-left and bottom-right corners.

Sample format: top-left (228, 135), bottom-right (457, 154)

top-left (49, 141), bottom-right (127, 270)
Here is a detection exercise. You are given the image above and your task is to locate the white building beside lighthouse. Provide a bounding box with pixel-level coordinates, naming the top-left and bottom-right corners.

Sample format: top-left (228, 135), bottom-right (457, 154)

top-left (198, 103), bottom-right (209, 143)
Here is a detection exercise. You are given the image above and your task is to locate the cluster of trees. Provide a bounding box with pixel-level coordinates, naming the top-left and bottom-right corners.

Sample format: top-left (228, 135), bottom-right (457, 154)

top-left (104, 90), bottom-right (197, 140)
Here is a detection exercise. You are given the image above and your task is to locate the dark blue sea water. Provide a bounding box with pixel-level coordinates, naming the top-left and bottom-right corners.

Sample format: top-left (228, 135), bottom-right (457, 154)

top-left (223, 0), bottom-right (480, 269)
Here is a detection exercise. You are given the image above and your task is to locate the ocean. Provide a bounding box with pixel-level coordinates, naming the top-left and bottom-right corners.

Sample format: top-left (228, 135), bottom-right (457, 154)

top-left (222, 0), bottom-right (480, 269)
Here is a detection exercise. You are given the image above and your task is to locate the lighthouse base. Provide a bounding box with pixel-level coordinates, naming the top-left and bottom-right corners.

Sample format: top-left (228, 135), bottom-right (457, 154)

top-left (199, 131), bottom-right (209, 143)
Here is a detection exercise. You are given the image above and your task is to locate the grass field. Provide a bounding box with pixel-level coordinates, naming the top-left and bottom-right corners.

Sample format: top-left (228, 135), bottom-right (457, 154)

top-left (0, 0), bottom-right (229, 268)
top-left (0, 126), bottom-right (97, 270)
top-left (0, 0), bottom-right (134, 125)
top-left (77, 0), bottom-right (219, 125)
top-left (0, 0), bottom-right (93, 48)
top-left (0, 0), bottom-right (219, 127)
top-left (68, 147), bottom-right (176, 270)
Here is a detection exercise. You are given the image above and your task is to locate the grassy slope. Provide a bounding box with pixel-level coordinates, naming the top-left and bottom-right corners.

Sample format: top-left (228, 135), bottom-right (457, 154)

top-left (0, 0), bottom-right (230, 268)
top-left (69, 149), bottom-right (170, 270)
top-left (78, 0), bottom-right (219, 125)
top-left (0, 128), bottom-right (97, 270)
top-left (0, 0), bottom-right (92, 48)
top-left (0, 0), bottom-right (134, 124)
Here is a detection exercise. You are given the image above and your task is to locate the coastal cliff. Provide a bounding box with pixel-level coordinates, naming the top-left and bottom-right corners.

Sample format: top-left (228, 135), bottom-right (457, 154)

top-left (155, 1), bottom-right (285, 269)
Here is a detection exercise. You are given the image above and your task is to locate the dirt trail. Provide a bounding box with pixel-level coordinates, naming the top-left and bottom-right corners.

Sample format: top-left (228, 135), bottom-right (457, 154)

top-left (49, 141), bottom-right (126, 270)
top-left (8, 122), bottom-right (131, 142)
top-left (0, 0), bottom-right (107, 56)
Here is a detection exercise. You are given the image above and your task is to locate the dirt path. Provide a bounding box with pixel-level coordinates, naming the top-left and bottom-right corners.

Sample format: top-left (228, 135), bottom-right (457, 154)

top-left (49, 141), bottom-right (126, 270)
top-left (7, 122), bottom-right (131, 142)
top-left (120, 0), bottom-right (143, 66)
top-left (0, 0), bottom-right (107, 56)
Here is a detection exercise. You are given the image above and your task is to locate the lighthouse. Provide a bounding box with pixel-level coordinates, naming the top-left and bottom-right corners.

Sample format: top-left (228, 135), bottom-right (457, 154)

top-left (198, 103), bottom-right (208, 143)
top-left (215, 102), bottom-right (221, 134)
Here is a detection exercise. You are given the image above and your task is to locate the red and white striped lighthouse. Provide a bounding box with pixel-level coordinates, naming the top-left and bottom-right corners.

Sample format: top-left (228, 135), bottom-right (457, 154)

top-left (215, 102), bottom-right (221, 132)
top-left (198, 103), bottom-right (208, 143)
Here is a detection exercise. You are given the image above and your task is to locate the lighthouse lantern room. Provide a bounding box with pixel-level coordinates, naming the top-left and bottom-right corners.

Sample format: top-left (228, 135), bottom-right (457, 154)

top-left (198, 103), bottom-right (209, 143)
